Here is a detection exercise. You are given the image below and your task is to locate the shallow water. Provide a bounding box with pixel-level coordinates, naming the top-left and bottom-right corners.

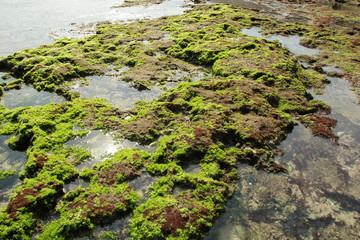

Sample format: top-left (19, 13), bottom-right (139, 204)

top-left (241, 27), bottom-right (321, 56)
top-left (64, 130), bottom-right (154, 170)
top-left (0, 136), bottom-right (27, 208)
top-left (0, 0), bottom-right (190, 57)
top-left (0, 136), bottom-right (27, 172)
top-left (206, 25), bottom-right (360, 240)
top-left (0, 0), bottom-right (359, 239)
top-left (71, 75), bottom-right (164, 110)
top-left (0, 73), bottom-right (66, 108)
top-left (310, 75), bottom-right (360, 126)
top-left (207, 120), bottom-right (360, 239)
top-left (0, 0), bottom-right (119, 56)
top-left (1, 86), bottom-right (66, 109)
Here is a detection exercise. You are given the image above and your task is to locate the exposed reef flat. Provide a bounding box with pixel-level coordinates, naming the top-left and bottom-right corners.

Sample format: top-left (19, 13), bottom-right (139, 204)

top-left (0, 2), bottom-right (358, 239)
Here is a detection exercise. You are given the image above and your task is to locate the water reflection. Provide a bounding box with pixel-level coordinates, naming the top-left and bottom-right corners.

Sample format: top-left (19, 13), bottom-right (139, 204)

top-left (128, 172), bottom-right (155, 200)
top-left (0, 0), bottom-right (191, 56)
top-left (64, 130), bottom-right (154, 170)
top-left (74, 216), bottom-right (132, 240)
top-left (0, 136), bottom-right (27, 208)
top-left (309, 76), bottom-right (360, 125)
top-left (71, 75), bottom-right (164, 110)
top-left (0, 84), bottom-right (66, 109)
top-left (241, 27), bottom-right (321, 56)
top-left (207, 24), bottom-right (360, 240)
top-left (0, 175), bottom-right (21, 209)
top-left (63, 178), bottom-right (90, 193)
top-left (0, 0), bottom-right (121, 56)
top-left (184, 164), bottom-right (201, 174)
top-left (0, 136), bottom-right (28, 172)
top-left (71, 67), bottom-right (209, 110)
top-left (207, 119), bottom-right (360, 239)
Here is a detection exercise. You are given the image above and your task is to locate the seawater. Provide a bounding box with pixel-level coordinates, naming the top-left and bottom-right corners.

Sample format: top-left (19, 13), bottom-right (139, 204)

top-left (0, 1), bottom-right (359, 239)
top-left (0, 0), bottom-right (191, 57)
top-left (205, 28), bottom-right (360, 239)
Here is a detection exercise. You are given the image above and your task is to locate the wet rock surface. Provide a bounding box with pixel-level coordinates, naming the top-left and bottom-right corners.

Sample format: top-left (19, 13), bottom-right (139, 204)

top-left (0, 1), bottom-right (358, 239)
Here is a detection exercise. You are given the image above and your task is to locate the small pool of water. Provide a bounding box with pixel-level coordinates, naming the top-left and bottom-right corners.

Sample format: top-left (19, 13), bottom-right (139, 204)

top-left (241, 27), bottom-right (321, 56)
top-left (71, 75), bottom-right (164, 110)
top-left (74, 215), bottom-right (132, 240)
top-left (0, 74), bottom-right (66, 108)
top-left (0, 84), bottom-right (66, 109)
top-left (184, 163), bottom-right (202, 174)
top-left (71, 67), bottom-right (210, 110)
top-left (322, 66), bottom-right (343, 73)
top-left (63, 178), bottom-right (90, 193)
top-left (0, 174), bottom-right (21, 209)
top-left (207, 117), bottom-right (360, 239)
top-left (64, 130), bottom-right (154, 170)
top-left (309, 76), bottom-right (360, 126)
top-left (0, 136), bottom-right (28, 172)
top-left (128, 172), bottom-right (156, 204)
top-left (0, 135), bottom-right (27, 208)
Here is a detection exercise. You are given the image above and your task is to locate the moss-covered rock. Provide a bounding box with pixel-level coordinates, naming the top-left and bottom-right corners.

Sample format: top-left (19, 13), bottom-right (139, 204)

top-left (130, 173), bottom-right (232, 239)
top-left (0, 98), bottom-right (124, 239)
top-left (81, 148), bottom-right (151, 185)
top-left (0, 3), bottom-right (353, 239)
top-left (0, 169), bottom-right (15, 180)
top-left (39, 183), bottom-right (138, 239)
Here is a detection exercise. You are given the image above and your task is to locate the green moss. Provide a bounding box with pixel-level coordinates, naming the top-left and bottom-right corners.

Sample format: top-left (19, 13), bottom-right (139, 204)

top-left (146, 162), bottom-right (182, 176)
top-left (0, 169), bottom-right (15, 180)
top-left (130, 173), bottom-right (233, 239)
top-left (0, 174), bottom-right (64, 240)
top-left (0, 98), bottom-right (126, 238)
top-left (39, 211), bottom-right (94, 240)
top-left (1, 3), bottom-right (353, 239)
top-left (40, 183), bottom-right (138, 239)
top-left (80, 148), bottom-right (150, 186)
top-left (0, 211), bottom-right (36, 240)
top-left (100, 232), bottom-right (118, 240)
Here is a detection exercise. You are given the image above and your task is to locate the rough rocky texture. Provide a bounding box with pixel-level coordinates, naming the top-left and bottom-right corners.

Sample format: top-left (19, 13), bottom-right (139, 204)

top-left (0, 2), bottom-right (358, 239)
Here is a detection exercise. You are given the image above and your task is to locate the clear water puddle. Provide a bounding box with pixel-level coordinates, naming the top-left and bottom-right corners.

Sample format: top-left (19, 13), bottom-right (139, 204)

top-left (0, 85), bottom-right (66, 109)
top-left (64, 130), bottom-right (155, 170)
top-left (74, 215), bottom-right (132, 240)
top-left (0, 175), bottom-right (21, 209)
top-left (241, 27), bottom-right (321, 56)
top-left (71, 75), bottom-right (164, 110)
top-left (310, 76), bottom-right (360, 126)
top-left (128, 172), bottom-right (155, 198)
top-left (184, 163), bottom-right (202, 174)
top-left (322, 66), bottom-right (343, 73)
top-left (207, 118), bottom-right (360, 239)
top-left (0, 135), bottom-right (27, 208)
top-left (71, 68), bottom-right (209, 109)
top-left (0, 136), bottom-right (27, 172)
top-left (0, 74), bottom-right (66, 108)
top-left (63, 178), bottom-right (90, 193)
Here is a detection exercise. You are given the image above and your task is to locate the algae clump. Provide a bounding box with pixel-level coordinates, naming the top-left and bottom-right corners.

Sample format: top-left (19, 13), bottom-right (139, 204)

top-left (0, 3), bottom-right (352, 239)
